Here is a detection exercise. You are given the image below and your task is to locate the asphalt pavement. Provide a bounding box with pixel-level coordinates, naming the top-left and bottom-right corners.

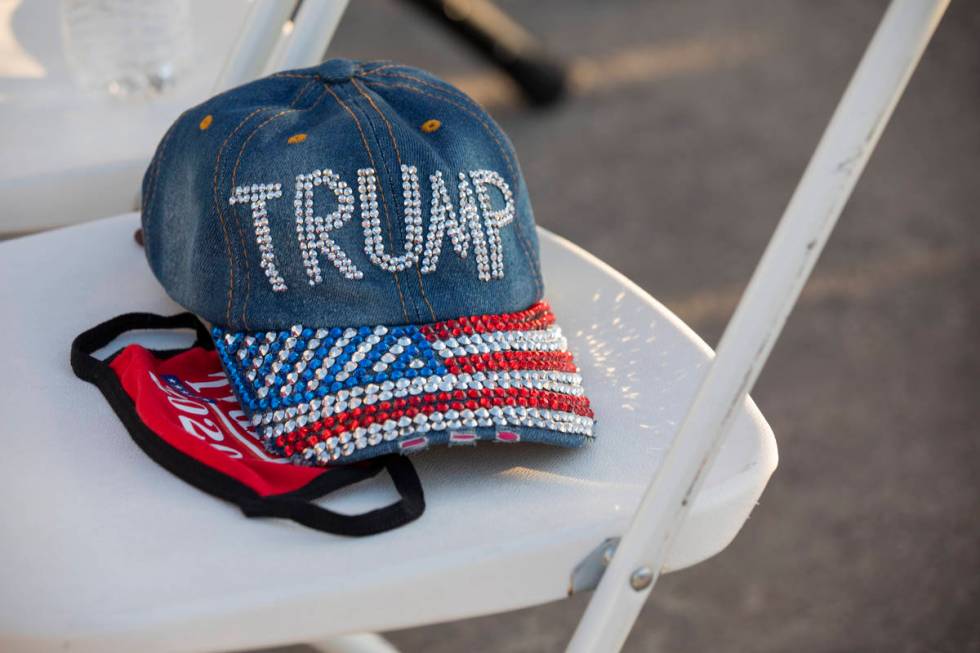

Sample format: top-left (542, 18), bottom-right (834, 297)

top-left (267, 1), bottom-right (979, 651)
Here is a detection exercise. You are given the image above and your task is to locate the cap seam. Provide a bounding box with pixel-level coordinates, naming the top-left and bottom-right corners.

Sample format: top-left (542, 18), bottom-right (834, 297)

top-left (142, 113), bottom-right (181, 213)
top-left (209, 79), bottom-right (316, 328)
top-left (362, 78), bottom-right (545, 298)
top-left (234, 78), bottom-right (318, 329)
top-left (358, 61), bottom-right (399, 75)
top-left (369, 71), bottom-right (488, 123)
top-left (343, 86), bottom-right (420, 322)
top-left (141, 112), bottom-right (185, 252)
top-left (212, 106), bottom-right (276, 325)
top-left (366, 71), bottom-right (524, 185)
top-left (289, 76), bottom-right (319, 107)
top-left (231, 79), bottom-right (327, 329)
top-left (320, 82), bottom-right (412, 324)
top-left (350, 77), bottom-right (438, 323)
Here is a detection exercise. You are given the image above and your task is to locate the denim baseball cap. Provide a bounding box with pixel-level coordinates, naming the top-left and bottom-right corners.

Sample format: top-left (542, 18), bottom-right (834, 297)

top-left (141, 59), bottom-right (594, 464)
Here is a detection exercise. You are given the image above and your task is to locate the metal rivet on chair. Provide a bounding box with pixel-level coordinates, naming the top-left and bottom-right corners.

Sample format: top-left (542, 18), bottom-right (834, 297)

top-left (629, 567), bottom-right (653, 591)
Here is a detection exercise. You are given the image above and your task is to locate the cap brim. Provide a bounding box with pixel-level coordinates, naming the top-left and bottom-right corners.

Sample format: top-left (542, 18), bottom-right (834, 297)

top-left (212, 301), bottom-right (594, 464)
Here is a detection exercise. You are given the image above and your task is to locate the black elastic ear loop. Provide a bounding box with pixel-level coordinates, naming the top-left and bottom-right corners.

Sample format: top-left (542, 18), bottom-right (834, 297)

top-left (70, 312), bottom-right (425, 536)
top-left (240, 455), bottom-right (425, 536)
top-left (71, 311), bottom-right (213, 382)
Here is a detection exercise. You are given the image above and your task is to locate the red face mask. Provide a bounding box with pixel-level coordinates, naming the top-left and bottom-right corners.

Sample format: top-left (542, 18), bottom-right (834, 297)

top-left (72, 312), bottom-right (424, 536)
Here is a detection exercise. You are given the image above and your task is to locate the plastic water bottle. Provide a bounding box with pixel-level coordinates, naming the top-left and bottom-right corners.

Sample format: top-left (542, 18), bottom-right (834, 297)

top-left (59, 0), bottom-right (192, 97)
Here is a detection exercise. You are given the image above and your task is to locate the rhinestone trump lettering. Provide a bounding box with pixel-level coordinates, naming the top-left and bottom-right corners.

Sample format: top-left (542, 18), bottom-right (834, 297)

top-left (229, 166), bottom-right (516, 291)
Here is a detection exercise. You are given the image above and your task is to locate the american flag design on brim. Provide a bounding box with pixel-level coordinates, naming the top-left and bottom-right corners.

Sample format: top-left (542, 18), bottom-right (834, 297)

top-left (212, 301), bottom-right (595, 465)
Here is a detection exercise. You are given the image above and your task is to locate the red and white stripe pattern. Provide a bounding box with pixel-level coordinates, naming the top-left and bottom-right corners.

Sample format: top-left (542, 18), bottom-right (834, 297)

top-left (249, 301), bottom-right (594, 464)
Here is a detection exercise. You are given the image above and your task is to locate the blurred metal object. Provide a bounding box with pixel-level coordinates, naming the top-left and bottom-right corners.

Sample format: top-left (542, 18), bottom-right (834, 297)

top-left (270, 0), bottom-right (350, 73)
top-left (406, 0), bottom-right (567, 106)
top-left (566, 1), bottom-right (950, 651)
top-left (214, 0), bottom-right (296, 92)
top-left (628, 566), bottom-right (653, 591)
top-left (568, 537), bottom-right (620, 596)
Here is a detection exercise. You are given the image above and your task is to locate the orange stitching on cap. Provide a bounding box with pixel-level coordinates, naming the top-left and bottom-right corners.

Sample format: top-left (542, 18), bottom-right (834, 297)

top-left (212, 76), bottom-right (317, 326)
top-left (321, 82), bottom-right (411, 323)
top-left (287, 133), bottom-right (307, 144)
top-left (365, 78), bottom-right (517, 179)
top-left (199, 114), bottom-right (213, 130)
top-left (351, 78), bottom-right (436, 322)
top-left (233, 80), bottom-right (326, 327)
top-left (230, 101), bottom-right (324, 184)
top-left (351, 79), bottom-right (403, 166)
top-left (212, 106), bottom-right (271, 324)
top-left (420, 119), bottom-right (441, 133)
top-left (361, 62), bottom-right (402, 75)
top-left (231, 107), bottom-right (295, 326)
top-left (142, 111), bottom-right (186, 248)
top-left (363, 79), bottom-right (543, 295)
top-left (211, 80), bottom-right (315, 324)
top-left (237, 79), bottom-right (317, 327)
top-left (372, 71), bottom-right (480, 115)
top-left (367, 79), bottom-right (539, 292)
top-left (342, 84), bottom-right (413, 321)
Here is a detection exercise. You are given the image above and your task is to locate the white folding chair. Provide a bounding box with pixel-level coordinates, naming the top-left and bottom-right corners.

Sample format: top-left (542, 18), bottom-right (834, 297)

top-left (0, 1), bottom-right (947, 651)
top-left (0, 0), bottom-right (252, 235)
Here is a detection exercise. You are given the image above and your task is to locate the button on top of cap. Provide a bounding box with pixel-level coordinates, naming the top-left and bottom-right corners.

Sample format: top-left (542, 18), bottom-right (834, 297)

top-left (317, 59), bottom-right (357, 83)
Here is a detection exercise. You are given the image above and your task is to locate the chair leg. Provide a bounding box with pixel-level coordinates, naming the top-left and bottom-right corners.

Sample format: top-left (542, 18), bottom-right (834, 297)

top-left (309, 633), bottom-right (400, 653)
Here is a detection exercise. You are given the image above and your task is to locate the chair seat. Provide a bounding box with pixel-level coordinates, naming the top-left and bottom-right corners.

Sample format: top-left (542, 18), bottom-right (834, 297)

top-left (0, 214), bottom-right (777, 653)
top-left (0, 0), bottom-right (247, 234)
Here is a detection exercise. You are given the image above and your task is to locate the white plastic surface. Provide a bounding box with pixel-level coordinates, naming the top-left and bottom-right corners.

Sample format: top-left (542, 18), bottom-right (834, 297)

top-left (0, 0), bottom-right (249, 233)
top-left (0, 214), bottom-right (777, 653)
